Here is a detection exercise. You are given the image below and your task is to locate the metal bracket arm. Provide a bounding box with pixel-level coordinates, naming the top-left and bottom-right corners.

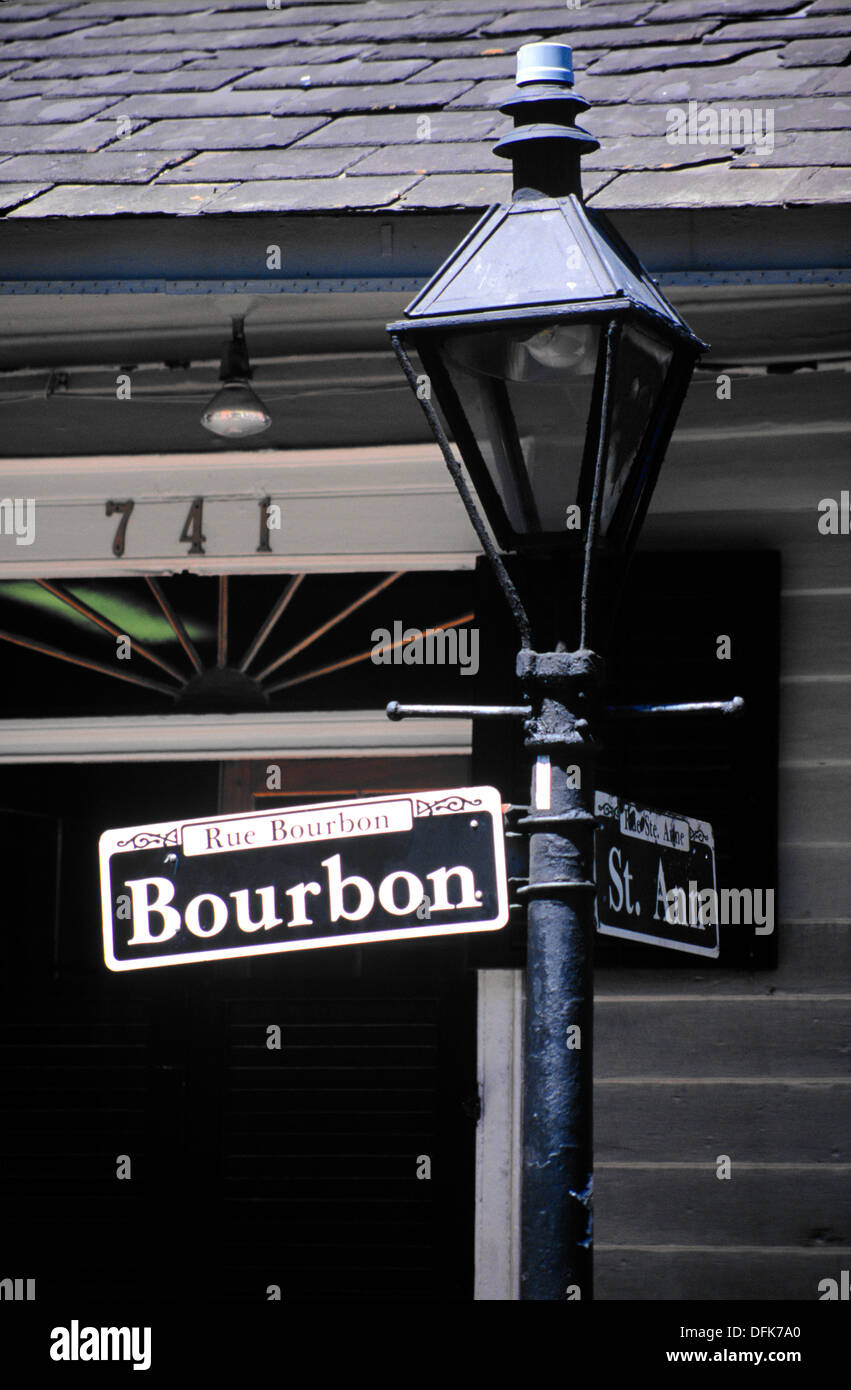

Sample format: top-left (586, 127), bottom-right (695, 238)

top-left (386, 697), bottom-right (745, 721)
top-left (386, 700), bottom-right (531, 720)
top-left (607, 696), bottom-right (745, 718)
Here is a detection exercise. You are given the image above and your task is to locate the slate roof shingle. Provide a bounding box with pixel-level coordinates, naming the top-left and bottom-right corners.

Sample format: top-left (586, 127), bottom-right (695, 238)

top-left (0, 0), bottom-right (848, 218)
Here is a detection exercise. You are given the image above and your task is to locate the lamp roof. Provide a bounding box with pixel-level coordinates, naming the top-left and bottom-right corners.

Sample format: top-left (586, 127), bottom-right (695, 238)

top-left (396, 192), bottom-right (706, 350)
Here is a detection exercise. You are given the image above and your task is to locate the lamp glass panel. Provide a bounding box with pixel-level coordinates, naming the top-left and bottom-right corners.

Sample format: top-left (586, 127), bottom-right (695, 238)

top-left (443, 323), bottom-right (600, 536)
top-left (599, 323), bottom-right (673, 534)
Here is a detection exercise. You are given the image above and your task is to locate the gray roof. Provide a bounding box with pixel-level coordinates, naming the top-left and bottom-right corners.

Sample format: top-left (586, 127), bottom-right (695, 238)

top-left (0, 0), bottom-right (849, 218)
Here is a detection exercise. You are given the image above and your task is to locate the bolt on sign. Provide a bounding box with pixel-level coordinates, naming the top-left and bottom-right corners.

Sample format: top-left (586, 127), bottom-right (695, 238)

top-left (99, 787), bottom-right (508, 972)
top-left (594, 791), bottom-right (719, 958)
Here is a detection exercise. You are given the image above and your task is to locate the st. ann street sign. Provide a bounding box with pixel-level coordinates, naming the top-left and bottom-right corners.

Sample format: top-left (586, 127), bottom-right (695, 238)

top-left (594, 791), bottom-right (719, 959)
top-left (99, 786), bottom-right (508, 971)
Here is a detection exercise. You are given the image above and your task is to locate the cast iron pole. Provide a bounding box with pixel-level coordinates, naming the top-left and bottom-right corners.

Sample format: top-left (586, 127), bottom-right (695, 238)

top-left (517, 648), bottom-right (602, 1300)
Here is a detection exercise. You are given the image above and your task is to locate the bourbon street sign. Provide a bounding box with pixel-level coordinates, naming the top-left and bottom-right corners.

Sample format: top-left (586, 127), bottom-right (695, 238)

top-left (594, 792), bottom-right (719, 959)
top-left (99, 786), bottom-right (508, 972)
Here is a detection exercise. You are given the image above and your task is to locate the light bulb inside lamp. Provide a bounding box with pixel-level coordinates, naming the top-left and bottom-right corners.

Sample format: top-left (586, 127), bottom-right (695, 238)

top-left (446, 323), bottom-right (597, 384)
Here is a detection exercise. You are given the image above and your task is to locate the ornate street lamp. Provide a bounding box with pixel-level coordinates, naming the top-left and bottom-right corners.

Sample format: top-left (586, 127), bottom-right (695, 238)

top-left (387, 42), bottom-right (707, 1300)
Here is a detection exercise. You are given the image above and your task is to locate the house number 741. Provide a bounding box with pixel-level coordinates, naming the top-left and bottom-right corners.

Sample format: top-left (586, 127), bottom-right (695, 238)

top-left (105, 497), bottom-right (276, 557)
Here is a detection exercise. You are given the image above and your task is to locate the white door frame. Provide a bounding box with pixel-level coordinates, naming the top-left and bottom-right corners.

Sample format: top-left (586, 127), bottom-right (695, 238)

top-left (0, 710), bottom-right (472, 763)
top-left (475, 968), bottom-right (524, 1300)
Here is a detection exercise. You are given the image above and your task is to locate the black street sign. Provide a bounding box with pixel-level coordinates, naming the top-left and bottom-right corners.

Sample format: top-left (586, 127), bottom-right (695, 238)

top-left (594, 791), bottom-right (719, 958)
top-left (100, 786), bottom-right (508, 971)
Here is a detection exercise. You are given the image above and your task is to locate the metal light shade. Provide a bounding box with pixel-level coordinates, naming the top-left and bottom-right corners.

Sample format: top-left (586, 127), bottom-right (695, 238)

top-left (390, 194), bottom-right (705, 557)
top-left (201, 315), bottom-right (272, 438)
top-left (201, 380), bottom-right (271, 438)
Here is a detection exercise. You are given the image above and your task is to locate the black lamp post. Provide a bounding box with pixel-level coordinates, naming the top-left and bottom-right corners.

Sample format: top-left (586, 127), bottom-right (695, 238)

top-left (387, 41), bottom-right (707, 1300)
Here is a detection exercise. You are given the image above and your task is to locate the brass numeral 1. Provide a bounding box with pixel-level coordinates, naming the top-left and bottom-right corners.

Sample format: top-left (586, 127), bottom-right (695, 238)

top-left (257, 496), bottom-right (272, 553)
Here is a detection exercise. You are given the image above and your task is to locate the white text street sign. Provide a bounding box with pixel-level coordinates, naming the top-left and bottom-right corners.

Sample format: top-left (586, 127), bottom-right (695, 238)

top-left (594, 791), bottom-right (719, 958)
top-left (100, 786), bottom-right (508, 972)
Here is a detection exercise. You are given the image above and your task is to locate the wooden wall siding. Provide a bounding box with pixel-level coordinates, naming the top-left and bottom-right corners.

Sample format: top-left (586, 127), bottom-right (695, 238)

top-left (595, 1168), bottom-right (851, 1246)
top-left (596, 1081), bottom-right (849, 1164)
top-left (779, 765), bottom-right (850, 843)
top-left (780, 683), bottom-right (851, 764)
top-left (596, 1251), bottom-right (851, 1302)
top-left (596, 1000), bottom-right (848, 1079)
top-left (592, 383), bottom-right (851, 1299)
top-left (778, 849), bottom-right (851, 921)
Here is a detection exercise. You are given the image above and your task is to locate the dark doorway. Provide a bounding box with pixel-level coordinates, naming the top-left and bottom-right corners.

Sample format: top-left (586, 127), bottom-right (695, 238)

top-left (0, 759), bottom-right (476, 1302)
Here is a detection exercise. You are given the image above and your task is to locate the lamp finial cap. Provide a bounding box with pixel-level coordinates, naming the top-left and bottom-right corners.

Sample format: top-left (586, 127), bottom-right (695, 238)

top-left (516, 42), bottom-right (573, 86)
